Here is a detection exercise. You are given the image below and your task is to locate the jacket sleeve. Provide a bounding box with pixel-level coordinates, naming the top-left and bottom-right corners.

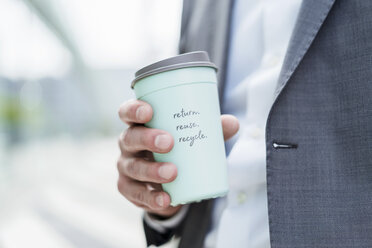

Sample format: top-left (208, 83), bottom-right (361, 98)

top-left (142, 205), bottom-right (189, 246)
top-left (143, 219), bottom-right (177, 247)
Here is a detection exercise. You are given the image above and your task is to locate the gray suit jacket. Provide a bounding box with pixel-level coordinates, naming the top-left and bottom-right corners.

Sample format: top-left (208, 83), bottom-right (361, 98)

top-left (144, 0), bottom-right (372, 247)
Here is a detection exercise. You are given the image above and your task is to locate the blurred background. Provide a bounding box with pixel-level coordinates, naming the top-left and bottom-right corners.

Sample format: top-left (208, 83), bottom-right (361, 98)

top-left (0, 0), bottom-right (182, 247)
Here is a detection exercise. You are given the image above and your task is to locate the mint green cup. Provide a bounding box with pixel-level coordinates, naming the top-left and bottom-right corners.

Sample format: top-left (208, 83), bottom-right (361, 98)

top-left (131, 51), bottom-right (228, 206)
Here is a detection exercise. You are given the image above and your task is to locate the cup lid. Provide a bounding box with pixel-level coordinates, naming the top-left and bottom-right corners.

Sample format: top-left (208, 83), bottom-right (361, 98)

top-left (131, 51), bottom-right (217, 88)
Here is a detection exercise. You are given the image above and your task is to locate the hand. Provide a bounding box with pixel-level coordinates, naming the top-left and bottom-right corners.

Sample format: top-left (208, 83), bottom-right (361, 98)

top-left (117, 99), bottom-right (239, 218)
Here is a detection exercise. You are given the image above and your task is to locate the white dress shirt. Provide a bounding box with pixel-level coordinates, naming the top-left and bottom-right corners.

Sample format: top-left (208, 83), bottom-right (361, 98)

top-left (205, 0), bottom-right (302, 247)
top-left (145, 0), bottom-right (302, 247)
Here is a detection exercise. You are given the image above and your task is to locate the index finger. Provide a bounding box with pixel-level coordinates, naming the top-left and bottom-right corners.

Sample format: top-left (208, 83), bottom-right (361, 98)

top-left (118, 99), bottom-right (153, 125)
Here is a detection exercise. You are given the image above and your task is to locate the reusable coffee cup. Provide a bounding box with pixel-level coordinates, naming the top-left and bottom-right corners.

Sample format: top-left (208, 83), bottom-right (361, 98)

top-left (131, 51), bottom-right (228, 206)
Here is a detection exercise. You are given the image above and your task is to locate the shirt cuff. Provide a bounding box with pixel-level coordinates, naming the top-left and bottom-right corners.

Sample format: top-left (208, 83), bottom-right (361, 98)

top-left (143, 205), bottom-right (190, 233)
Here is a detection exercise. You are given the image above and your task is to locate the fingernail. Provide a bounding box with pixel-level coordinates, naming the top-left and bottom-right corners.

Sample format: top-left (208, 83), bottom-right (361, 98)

top-left (136, 106), bottom-right (146, 122)
top-left (154, 134), bottom-right (172, 150)
top-left (156, 194), bottom-right (164, 207)
top-left (158, 164), bottom-right (175, 180)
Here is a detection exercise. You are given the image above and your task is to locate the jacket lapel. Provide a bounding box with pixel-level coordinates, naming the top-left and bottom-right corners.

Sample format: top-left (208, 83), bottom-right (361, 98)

top-left (178, 1), bottom-right (337, 248)
top-left (275, 0), bottom-right (336, 98)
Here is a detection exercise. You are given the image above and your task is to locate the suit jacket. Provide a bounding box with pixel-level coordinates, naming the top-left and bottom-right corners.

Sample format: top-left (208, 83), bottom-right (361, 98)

top-left (144, 0), bottom-right (372, 247)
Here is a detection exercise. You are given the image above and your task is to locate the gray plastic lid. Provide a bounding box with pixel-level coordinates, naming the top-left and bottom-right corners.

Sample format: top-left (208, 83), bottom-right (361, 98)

top-left (131, 51), bottom-right (217, 88)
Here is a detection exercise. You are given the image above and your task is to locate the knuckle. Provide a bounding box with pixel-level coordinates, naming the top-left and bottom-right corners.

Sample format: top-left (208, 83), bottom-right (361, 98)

top-left (121, 128), bottom-right (131, 148)
top-left (140, 161), bottom-right (157, 181)
top-left (130, 159), bottom-right (160, 182)
top-left (128, 102), bottom-right (138, 117)
top-left (119, 130), bottom-right (129, 149)
top-left (118, 104), bottom-right (124, 118)
top-left (125, 158), bottom-right (139, 177)
top-left (117, 177), bottom-right (125, 194)
top-left (117, 156), bottom-right (129, 175)
top-left (117, 136), bottom-right (122, 149)
top-left (118, 105), bottom-right (124, 118)
top-left (133, 190), bottom-right (145, 203)
top-left (148, 195), bottom-right (158, 209)
top-left (140, 129), bottom-right (156, 148)
top-left (117, 180), bottom-right (121, 192)
top-left (118, 100), bottom-right (131, 118)
top-left (116, 158), bottom-right (121, 172)
top-left (141, 162), bottom-right (151, 180)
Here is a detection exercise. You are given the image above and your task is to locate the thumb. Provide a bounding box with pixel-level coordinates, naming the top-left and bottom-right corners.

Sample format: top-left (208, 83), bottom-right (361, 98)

top-left (221, 114), bottom-right (239, 141)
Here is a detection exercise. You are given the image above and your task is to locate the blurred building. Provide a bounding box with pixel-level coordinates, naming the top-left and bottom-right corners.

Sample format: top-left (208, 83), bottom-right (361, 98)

top-left (0, 0), bottom-right (182, 247)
